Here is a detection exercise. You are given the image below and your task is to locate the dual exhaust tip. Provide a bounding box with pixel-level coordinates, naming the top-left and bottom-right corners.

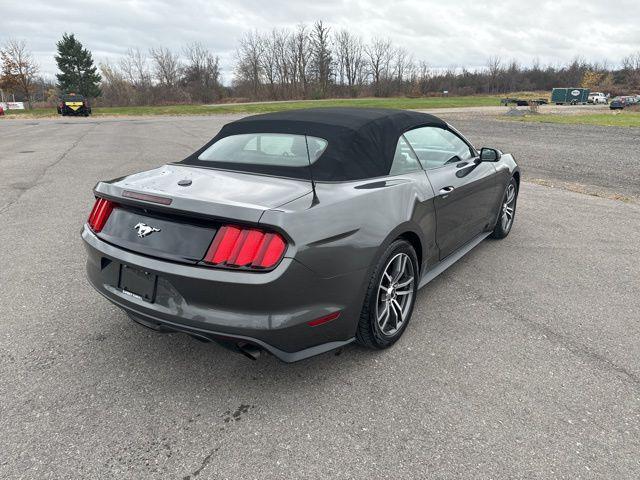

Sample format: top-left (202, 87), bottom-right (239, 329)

top-left (195, 337), bottom-right (262, 361)
top-left (235, 341), bottom-right (262, 361)
top-left (172, 331), bottom-right (263, 361)
top-left (128, 313), bottom-right (262, 360)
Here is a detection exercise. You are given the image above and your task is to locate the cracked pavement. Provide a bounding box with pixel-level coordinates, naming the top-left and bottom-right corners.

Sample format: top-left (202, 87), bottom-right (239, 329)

top-left (0, 114), bottom-right (639, 479)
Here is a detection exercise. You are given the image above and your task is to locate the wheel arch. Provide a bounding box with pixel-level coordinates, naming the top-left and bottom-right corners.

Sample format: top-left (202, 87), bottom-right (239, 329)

top-left (398, 230), bottom-right (423, 273)
top-left (370, 222), bottom-right (426, 278)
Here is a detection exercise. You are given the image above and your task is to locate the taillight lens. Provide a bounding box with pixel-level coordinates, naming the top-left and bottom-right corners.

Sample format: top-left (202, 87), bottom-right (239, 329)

top-left (87, 198), bottom-right (114, 232)
top-left (203, 225), bottom-right (287, 270)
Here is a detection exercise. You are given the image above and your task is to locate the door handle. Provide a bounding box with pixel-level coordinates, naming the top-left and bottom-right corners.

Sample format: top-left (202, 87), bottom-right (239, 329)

top-left (439, 186), bottom-right (455, 196)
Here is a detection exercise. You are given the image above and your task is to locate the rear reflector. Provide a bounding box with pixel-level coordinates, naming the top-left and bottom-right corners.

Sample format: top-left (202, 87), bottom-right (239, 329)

top-left (307, 311), bottom-right (341, 327)
top-left (87, 198), bottom-right (115, 232)
top-left (203, 225), bottom-right (287, 270)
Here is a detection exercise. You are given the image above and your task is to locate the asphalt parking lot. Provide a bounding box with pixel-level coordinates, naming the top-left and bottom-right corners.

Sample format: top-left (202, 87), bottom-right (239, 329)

top-left (1, 113), bottom-right (639, 479)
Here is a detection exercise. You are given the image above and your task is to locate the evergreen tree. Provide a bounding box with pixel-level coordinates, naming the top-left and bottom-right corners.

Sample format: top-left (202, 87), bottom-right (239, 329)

top-left (55, 33), bottom-right (101, 97)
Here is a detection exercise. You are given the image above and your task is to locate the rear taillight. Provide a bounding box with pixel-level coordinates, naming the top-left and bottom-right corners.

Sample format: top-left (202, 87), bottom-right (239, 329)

top-left (87, 198), bottom-right (114, 232)
top-left (203, 225), bottom-right (287, 270)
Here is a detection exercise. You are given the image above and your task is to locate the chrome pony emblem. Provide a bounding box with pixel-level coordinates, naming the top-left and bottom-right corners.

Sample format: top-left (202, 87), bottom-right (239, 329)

top-left (134, 222), bottom-right (160, 238)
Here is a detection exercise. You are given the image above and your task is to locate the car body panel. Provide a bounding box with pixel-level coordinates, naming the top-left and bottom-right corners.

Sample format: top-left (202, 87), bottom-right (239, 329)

top-left (98, 206), bottom-right (220, 263)
top-left (260, 170), bottom-right (438, 278)
top-left (426, 161), bottom-right (500, 259)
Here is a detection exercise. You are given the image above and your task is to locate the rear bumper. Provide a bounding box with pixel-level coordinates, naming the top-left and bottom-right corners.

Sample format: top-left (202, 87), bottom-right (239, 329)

top-left (61, 106), bottom-right (90, 115)
top-left (82, 225), bottom-right (365, 361)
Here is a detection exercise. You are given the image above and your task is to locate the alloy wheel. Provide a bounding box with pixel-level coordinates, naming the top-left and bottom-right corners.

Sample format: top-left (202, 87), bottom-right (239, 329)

top-left (376, 253), bottom-right (415, 336)
top-left (501, 183), bottom-right (516, 232)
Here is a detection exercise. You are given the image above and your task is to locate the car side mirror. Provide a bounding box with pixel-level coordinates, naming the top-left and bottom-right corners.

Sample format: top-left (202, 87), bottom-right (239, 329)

top-left (479, 147), bottom-right (501, 162)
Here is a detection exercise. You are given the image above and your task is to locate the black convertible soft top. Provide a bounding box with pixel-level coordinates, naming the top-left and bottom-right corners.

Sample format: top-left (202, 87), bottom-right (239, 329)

top-left (180, 108), bottom-right (448, 181)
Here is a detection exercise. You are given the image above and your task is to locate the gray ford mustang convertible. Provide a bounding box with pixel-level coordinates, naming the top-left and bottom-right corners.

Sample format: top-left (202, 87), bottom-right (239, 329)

top-left (83, 108), bottom-right (520, 362)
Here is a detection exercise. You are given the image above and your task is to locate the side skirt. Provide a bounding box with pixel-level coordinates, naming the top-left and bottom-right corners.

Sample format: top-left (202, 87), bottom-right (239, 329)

top-left (418, 232), bottom-right (491, 289)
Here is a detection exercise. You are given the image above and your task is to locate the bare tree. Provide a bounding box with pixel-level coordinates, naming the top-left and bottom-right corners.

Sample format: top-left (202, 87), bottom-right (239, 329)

top-left (310, 21), bottom-right (333, 98)
top-left (486, 56), bottom-right (502, 93)
top-left (504, 59), bottom-right (520, 92)
top-left (365, 38), bottom-right (393, 96)
top-left (413, 61), bottom-right (431, 95)
top-left (182, 42), bottom-right (221, 103)
top-left (392, 47), bottom-right (413, 92)
top-left (272, 29), bottom-right (293, 97)
top-left (260, 31), bottom-right (279, 98)
top-left (0, 39), bottom-right (39, 108)
top-left (621, 52), bottom-right (640, 71)
top-left (335, 29), bottom-right (365, 96)
top-left (235, 31), bottom-right (264, 98)
top-left (621, 51), bottom-right (640, 89)
top-left (150, 47), bottom-right (181, 88)
top-left (120, 48), bottom-right (151, 88)
top-left (291, 24), bottom-right (312, 98)
top-left (99, 61), bottom-right (135, 106)
top-left (563, 56), bottom-right (588, 87)
top-left (119, 48), bottom-right (153, 104)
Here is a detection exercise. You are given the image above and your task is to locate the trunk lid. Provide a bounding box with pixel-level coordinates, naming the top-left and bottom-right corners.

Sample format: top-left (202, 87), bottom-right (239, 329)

top-left (97, 164), bottom-right (312, 222)
top-left (93, 164), bottom-right (312, 263)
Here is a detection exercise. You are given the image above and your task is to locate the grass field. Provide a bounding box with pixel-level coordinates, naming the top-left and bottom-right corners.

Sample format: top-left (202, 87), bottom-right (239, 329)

top-left (512, 112), bottom-right (640, 127)
top-left (2, 96), bottom-right (500, 118)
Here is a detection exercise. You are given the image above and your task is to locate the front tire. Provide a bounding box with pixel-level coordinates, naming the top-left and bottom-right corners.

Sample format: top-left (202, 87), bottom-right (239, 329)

top-left (490, 177), bottom-right (518, 239)
top-left (356, 239), bottom-right (418, 349)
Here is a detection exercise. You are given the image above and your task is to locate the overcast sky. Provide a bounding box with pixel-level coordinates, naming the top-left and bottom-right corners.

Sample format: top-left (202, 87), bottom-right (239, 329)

top-left (2, 0), bottom-right (639, 83)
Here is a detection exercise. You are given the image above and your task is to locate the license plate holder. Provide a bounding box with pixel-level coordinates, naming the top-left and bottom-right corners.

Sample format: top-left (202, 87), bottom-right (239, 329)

top-left (119, 264), bottom-right (157, 302)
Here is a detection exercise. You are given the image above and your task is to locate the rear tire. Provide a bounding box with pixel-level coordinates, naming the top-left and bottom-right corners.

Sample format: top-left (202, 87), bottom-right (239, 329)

top-left (356, 239), bottom-right (418, 349)
top-left (490, 177), bottom-right (518, 239)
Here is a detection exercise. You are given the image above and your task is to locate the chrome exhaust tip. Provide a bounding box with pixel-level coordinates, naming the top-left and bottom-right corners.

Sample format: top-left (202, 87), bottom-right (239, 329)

top-left (236, 342), bottom-right (261, 360)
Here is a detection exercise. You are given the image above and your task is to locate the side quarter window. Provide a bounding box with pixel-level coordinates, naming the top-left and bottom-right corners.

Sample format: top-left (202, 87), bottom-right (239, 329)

top-left (389, 135), bottom-right (422, 175)
top-left (404, 127), bottom-right (474, 169)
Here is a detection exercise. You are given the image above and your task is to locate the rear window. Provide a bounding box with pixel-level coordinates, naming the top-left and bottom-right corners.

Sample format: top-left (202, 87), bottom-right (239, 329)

top-left (198, 133), bottom-right (328, 168)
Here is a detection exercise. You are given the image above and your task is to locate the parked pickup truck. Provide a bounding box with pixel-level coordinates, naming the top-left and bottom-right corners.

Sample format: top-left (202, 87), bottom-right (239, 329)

top-left (588, 92), bottom-right (608, 104)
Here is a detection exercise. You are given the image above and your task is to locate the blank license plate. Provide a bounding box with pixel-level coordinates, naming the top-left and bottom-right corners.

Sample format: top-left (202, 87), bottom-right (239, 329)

top-left (119, 264), bottom-right (157, 302)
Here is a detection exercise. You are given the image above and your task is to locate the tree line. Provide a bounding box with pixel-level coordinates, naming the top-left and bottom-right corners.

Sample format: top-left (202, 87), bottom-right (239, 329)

top-left (232, 22), bottom-right (640, 99)
top-left (98, 42), bottom-right (223, 106)
top-left (0, 34), bottom-right (224, 107)
top-left (2, 23), bottom-right (640, 108)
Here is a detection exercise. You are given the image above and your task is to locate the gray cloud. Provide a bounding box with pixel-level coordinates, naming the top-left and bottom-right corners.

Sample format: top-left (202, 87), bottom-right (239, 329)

top-left (1, 0), bottom-right (638, 82)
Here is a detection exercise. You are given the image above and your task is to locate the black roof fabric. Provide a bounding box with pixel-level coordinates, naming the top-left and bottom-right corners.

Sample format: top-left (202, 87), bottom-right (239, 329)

top-left (180, 108), bottom-right (448, 181)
